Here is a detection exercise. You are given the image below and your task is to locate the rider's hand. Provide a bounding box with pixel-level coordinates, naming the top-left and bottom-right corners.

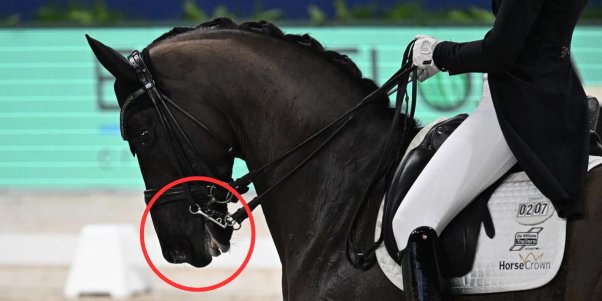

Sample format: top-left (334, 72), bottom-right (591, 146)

top-left (412, 35), bottom-right (440, 82)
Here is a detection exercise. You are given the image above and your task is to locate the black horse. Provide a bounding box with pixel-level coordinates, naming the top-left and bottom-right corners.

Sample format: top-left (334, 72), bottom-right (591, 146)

top-left (87, 19), bottom-right (602, 300)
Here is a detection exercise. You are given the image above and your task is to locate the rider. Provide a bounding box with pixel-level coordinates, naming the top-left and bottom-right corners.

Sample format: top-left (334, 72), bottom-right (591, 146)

top-left (393, 0), bottom-right (591, 293)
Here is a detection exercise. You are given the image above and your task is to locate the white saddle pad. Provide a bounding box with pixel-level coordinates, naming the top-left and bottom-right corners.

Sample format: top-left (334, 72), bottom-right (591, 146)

top-left (375, 155), bottom-right (602, 295)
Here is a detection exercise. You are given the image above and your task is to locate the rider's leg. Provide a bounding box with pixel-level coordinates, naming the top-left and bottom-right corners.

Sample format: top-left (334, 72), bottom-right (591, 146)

top-left (392, 75), bottom-right (517, 252)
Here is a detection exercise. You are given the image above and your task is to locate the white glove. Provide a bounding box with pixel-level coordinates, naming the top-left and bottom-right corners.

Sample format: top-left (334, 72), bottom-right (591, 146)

top-left (412, 35), bottom-right (440, 82)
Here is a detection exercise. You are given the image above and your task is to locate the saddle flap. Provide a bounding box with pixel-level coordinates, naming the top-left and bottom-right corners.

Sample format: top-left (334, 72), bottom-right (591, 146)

top-left (382, 114), bottom-right (493, 276)
top-left (382, 113), bottom-right (504, 279)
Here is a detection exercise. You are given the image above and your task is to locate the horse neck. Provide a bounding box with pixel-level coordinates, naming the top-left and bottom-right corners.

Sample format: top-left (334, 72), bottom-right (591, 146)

top-left (199, 34), bottom-right (401, 274)
top-left (248, 97), bottom-right (397, 295)
top-left (155, 34), bottom-right (403, 289)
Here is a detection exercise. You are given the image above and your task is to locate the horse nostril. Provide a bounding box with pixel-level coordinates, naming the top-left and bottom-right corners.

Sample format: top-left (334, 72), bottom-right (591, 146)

top-left (170, 242), bottom-right (182, 253)
top-left (168, 242), bottom-right (188, 263)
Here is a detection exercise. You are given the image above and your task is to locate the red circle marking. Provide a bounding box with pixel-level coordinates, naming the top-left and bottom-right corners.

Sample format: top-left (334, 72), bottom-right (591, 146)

top-left (139, 176), bottom-right (256, 292)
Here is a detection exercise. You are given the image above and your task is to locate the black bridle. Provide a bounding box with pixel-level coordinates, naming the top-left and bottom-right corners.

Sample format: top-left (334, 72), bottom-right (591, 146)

top-left (122, 41), bottom-right (418, 268)
top-left (125, 49), bottom-right (238, 230)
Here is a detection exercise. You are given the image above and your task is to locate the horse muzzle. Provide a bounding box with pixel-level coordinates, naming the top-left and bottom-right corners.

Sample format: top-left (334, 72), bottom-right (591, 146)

top-left (143, 184), bottom-right (234, 267)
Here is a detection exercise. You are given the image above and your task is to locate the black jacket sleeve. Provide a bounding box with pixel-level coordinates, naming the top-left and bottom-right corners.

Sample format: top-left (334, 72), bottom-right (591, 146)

top-left (433, 0), bottom-right (545, 75)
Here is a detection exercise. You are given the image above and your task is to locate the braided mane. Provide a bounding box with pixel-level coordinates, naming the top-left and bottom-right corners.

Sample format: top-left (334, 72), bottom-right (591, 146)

top-left (148, 18), bottom-right (385, 102)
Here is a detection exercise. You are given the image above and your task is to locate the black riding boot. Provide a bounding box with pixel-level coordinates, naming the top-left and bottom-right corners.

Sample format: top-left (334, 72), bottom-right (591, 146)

top-left (400, 227), bottom-right (449, 301)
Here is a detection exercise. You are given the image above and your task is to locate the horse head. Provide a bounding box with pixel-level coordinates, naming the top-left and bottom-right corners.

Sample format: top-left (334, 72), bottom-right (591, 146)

top-left (86, 35), bottom-right (237, 267)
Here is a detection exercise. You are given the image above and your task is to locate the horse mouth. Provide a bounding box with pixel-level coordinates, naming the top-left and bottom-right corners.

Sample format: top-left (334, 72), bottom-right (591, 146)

top-left (209, 237), bottom-right (228, 256)
top-left (207, 226), bottom-right (230, 257)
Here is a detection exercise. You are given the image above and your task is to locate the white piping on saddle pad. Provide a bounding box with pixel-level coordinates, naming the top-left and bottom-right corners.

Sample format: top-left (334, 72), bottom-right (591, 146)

top-left (375, 120), bottom-right (602, 294)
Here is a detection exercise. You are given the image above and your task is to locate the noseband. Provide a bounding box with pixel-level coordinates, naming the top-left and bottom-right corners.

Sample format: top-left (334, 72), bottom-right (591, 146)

top-left (143, 185), bottom-right (239, 230)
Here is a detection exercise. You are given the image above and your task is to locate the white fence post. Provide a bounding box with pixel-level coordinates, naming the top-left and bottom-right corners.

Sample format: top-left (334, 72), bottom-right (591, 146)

top-left (64, 224), bottom-right (153, 298)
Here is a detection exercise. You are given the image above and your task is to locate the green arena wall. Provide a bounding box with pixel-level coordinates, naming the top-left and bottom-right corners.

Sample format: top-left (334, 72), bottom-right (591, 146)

top-left (1, 26), bottom-right (601, 188)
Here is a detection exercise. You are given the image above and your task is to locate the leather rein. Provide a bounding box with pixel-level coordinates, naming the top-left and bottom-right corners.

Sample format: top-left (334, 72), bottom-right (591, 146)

top-left (122, 42), bottom-right (417, 268)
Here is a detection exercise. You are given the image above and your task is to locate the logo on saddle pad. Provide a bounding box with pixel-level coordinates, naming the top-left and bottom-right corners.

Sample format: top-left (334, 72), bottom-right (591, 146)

top-left (509, 227), bottom-right (543, 251)
top-left (499, 252), bottom-right (552, 271)
top-left (514, 199), bottom-right (555, 225)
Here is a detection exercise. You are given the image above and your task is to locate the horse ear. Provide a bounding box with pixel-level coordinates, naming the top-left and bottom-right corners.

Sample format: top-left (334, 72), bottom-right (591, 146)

top-left (85, 34), bottom-right (138, 83)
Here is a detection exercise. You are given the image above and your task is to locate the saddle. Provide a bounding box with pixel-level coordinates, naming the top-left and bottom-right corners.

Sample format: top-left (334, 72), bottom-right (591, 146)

top-left (381, 96), bottom-right (601, 278)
